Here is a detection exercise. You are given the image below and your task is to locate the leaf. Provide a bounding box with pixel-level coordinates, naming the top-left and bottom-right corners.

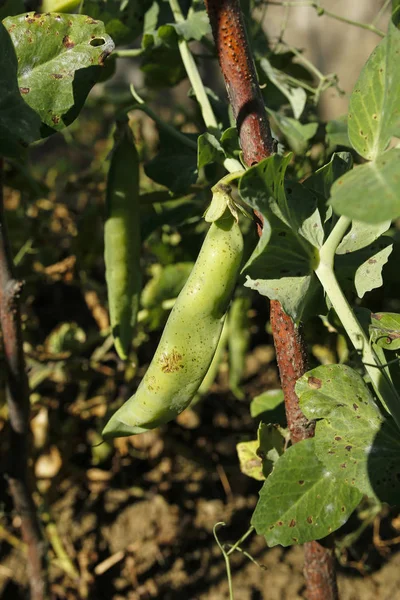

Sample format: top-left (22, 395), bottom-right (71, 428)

top-left (141, 24), bottom-right (185, 88)
top-left (336, 234), bottom-right (393, 298)
top-left (82, 0), bottom-right (152, 45)
top-left (197, 132), bottom-right (225, 169)
top-left (337, 220), bottom-right (391, 253)
top-left (330, 148), bottom-right (400, 223)
top-left (237, 439), bottom-right (264, 481)
top-left (370, 312), bottom-right (400, 350)
top-left (252, 437), bottom-right (362, 547)
top-left (326, 115), bottom-right (351, 148)
top-left (259, 57), bottom-right (307, 119)
top-left (4, 13), bottom-right (115, 135)
top-left (174, 10), bottom-right (211, 41)
top-left (141, 262), bottom-right (194, 309)
top-left (237, 423), bottom-right (285, 481)
top-left (303, 152), bottom-right (353, 225)
top-left (297, 364), bottom-right (400, 504)
top-left (250, 389), bottom-right (284, 418)
top-left (0, 21), bottom-right (41, 157)
top-left (145, 129), bottom-right (198, 194)
top-left (238, 155), bottom-right (322, 322)
top-left (268, 109), bottom-right (318, 154)
top-left (348, 20), bottom-right (400, 160)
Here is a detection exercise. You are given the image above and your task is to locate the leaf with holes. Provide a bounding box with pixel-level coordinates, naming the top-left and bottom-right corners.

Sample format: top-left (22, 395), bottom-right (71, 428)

top-left (348, 20), bottom-right (400, 160)
top-left (0, 21), bottom-right (41, 157)
top-left (4, 12), bottom-right (114, 135)
top-left (238, 155), bottom-right (322, 322)
top-left (297, 364), bottom-right (400, 504)
top-left (370, 313), bottom-right (400, 350)
top-left (252, 438), bottom-right (362, 547)
top-left (330, 148), bottom-right (400, 223)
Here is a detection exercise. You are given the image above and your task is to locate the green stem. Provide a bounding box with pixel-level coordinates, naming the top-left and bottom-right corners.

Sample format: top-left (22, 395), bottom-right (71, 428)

top-left (316, 216), bottom-right (400, 428)
top-left (213, 523), bottom-right (234, 600)
top-left (113, 48), bottom-right (143, 58)
top-left (226, 526), bottom-right (254, 557)
top-left (168, 0), bottom-right (219, 131)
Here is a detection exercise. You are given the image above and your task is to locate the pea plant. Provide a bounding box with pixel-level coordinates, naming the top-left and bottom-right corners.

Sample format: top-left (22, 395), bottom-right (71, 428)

top-left (1, 1), bottom-right (400, 599)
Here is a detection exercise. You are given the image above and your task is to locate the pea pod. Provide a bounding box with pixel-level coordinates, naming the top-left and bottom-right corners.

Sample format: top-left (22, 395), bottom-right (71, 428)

top-left (228, 293), bottom-right (252, 399)
top-left (102, 211), bottom-right (243, 438)
top-left (104, 120), bottom-right (141, 360)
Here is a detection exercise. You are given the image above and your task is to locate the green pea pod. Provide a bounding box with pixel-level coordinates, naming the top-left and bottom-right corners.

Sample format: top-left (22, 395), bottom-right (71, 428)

top-left (228, 294), bottom-right (252, 399)
top-left (102, 211), bottom-right (243, 439)
top-left (104, 120), bottom-right (141, 360)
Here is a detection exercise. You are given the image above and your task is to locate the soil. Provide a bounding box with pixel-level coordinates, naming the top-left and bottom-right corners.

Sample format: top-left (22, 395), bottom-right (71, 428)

top-left (1, 352), bottom-right (400, 600)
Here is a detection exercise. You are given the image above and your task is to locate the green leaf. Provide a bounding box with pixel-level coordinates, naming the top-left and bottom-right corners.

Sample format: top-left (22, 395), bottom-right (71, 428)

top-left (238, 155), bottom-right (322, 322)
top-left (330, 148), bottom-right (400, 223)
top-left (141, 262), bottom-right (194, 309)
top-left (4, 13), bottom-right (114, 135)
top-left (197, 132), bottom-right (225, 169)
top-left (252, 437), bottom-right (362, 547)
top-left (348, 20), bottom-right (400, 160)
top-left (303, 152), bottom-right (353, 226)
top-left (141, 24), bottom-right (185, 88)
top-left (0, 21), bottom-right (41, 157)
top-left (370, 312), bottom-right (400, 350)
top-left (250, 389), bottom-right (284, 418)
top-left (337, 221), bottom-right (391, 253)
top-left (174, 10), bottom-right (210, 41)
top-left (297, 364), bottom-right (400, 504)
top-left (336, 231), bottom-right (393, 298)
top-left (145, 129), bottom-right (198, 194)
top-left (326, 115), bottom-right (351, 148)
top-left (268, 109), bottom-right (318, 154)
top-left (82, 0), bottom-right (152, 45)
top-left (259, 57), bottom-right (306, 119)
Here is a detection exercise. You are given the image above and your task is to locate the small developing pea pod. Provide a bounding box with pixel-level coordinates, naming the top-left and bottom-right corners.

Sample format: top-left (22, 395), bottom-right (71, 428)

top-left (104, 119), bottom-right (141, 360)
top-left (102, 210), bottom-right (243, 438)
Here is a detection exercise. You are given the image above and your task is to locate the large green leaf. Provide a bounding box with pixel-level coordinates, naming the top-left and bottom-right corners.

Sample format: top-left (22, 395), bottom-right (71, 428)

top-left (297, 364), bottom-right (400, 504)
top-left (252, 438), bottom-right (362, 547)
top-left (330, 148), bottom-right (400, 223)
top-left (238, 155), bottom-right (322, 322)
top-left (348, 20), bottom-right (400, 160)
top-left (4, 12), bottom-right (114, 134)
top-left (0, 21), bottom-right (41, 157)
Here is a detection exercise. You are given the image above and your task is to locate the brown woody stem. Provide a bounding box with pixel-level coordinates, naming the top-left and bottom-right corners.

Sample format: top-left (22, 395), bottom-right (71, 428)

top-left (204, 1), bottom-right (338, 598)
top-left (0, 159), bottom-right (48, 600)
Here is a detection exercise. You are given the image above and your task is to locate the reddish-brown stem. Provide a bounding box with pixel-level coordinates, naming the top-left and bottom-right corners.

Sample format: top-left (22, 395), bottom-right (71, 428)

top-left (0, 159), bottom-right (48, 600)
top-left (204, 1), bottom-right (337, 598)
